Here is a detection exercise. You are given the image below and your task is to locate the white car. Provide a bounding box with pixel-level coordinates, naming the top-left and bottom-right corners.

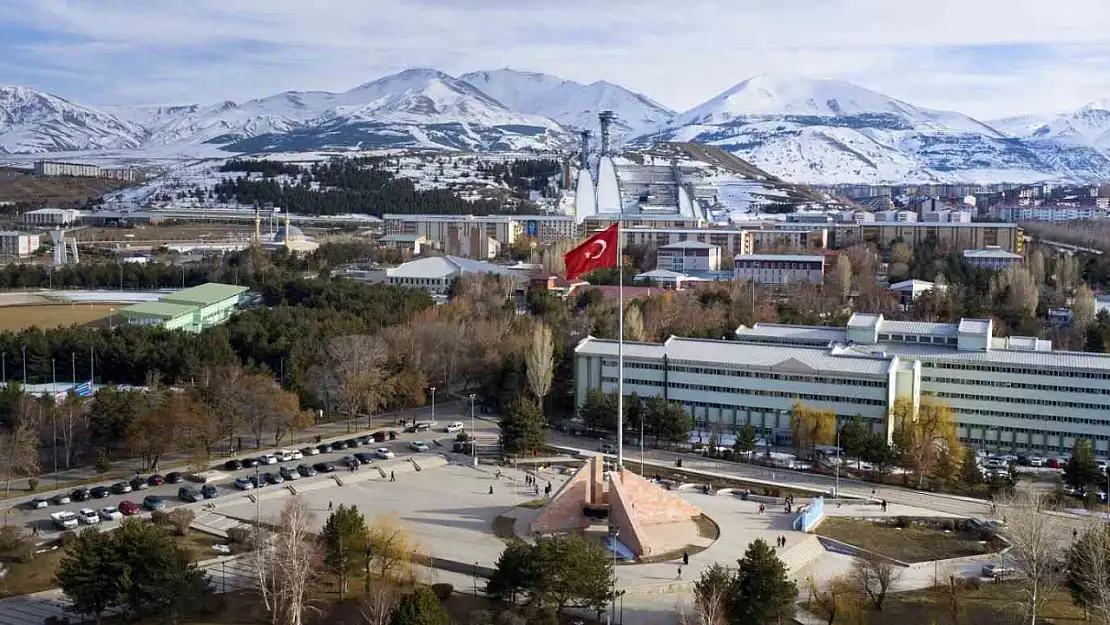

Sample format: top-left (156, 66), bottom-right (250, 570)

top-left (99, 506), bottom-right (123, 521)
top-left (445, 422), bottom-right (464, 433)
top-left (289, 449), bottom-right (303, 460)
top-left (1028, 456), bottom-right (1045, 467)
top-left (260, 453), bottom-right (278, 465)
top-left (77, 508), bottom-right (100, 525)
top-left (275, 450), bottom-right (295, 462)
top-left (30, 497), bottom-right (49, 509)
top-left (410, 441), bottom-right (429, 452)
top-left (50, 511), bottom-right (78, 530)
top-left (375, 448), bottom-right (395, 460)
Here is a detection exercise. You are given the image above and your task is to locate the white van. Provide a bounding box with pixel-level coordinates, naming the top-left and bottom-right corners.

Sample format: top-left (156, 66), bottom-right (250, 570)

top-left (445, 422), bottom-right (464, 433)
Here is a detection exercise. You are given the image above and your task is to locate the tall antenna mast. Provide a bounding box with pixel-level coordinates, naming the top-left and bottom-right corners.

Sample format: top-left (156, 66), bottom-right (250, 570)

top-left (579, 130), bottom-right (591, 170)
top-left (598, 110), bottom-right (617, 157)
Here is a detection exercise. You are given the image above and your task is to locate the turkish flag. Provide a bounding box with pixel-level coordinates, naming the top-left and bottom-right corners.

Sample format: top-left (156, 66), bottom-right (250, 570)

top-left (564, 224), bottom-right (618, 280)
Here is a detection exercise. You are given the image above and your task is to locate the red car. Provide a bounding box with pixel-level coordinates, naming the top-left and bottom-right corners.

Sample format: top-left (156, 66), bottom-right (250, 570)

top-left (1046, 457), bottom-right (1061, 469)
top-left (119, 500), bottom-right (140, 516)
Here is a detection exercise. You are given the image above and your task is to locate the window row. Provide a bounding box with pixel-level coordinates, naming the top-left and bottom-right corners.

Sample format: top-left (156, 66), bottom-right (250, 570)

top-left (922, 360), bottom-right (1110, 379)
top-left (923, 375), bottom-right (1110, 396)
top-left (931, 390), bottom-right (1110, 412)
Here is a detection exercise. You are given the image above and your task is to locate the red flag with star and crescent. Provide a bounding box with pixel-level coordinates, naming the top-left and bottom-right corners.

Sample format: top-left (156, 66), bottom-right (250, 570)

top-left (564, 224), bottom-right (619, 280)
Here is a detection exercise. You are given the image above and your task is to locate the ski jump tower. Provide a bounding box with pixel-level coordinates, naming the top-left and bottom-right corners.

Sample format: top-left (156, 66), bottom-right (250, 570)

top-left (573, 110), bottom-right (623, 223)
top-left (50, 229), bottom-right (80, 265)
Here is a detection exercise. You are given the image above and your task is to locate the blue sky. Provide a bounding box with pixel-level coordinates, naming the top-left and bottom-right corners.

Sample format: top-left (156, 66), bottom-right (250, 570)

top-left (2, 0), bottom-right (1109, 119)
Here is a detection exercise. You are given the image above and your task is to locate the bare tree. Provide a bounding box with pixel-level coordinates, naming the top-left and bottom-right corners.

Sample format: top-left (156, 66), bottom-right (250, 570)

top-left (324, 336), bottom-right (392, 432)
top-left (368, 516), bottom-right (417, 583)
top-left (1029, 249), bottom-right (1046, 286)
top-left (1066, 518), bottom-right (1110, 625)
top-left (1006, 266), bottom-right (1040, 318)
top-left (359, 580), bottom-right (400, 625)
top-left (525, 322), bottom-right (554, 402)
top-left (937, 571), bottom-right (969, 625)
top-left (253, 497), bottom-right (321, 625)
top-left (623, 305), bottom-right (646, 342)
top-left (1074, 284), bottom-right (1097, 331)
top-left (831, 254), bottom-right (852, 300)
top-left (850, 555), bottom-right (902, 611)
top-left (0, 421), bottom-right (38, 497)
top-left (1056, 253), bottom-right (1079, 296)
top-left (999, 487), bottom-right (1062, 625)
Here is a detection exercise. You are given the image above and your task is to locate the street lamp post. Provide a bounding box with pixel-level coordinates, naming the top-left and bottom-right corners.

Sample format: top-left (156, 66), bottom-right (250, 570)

top-left (21, 345), bottom-right (26, 384)
top-left (834, 420), bottom-right (841, 498)
top-left (430, 386), bottom-right (436, 424)
top-left (2, 351), bottom-right (6, 385)
top-left (51, 358), bottom-right (58, 488)
top-left (469, 393), bottom-right (477, 467)
top-left (607, 525), bottom-right (619, 625)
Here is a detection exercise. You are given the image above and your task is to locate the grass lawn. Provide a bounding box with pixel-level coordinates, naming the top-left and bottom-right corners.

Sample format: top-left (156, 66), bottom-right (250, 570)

top-left (0, 304), bottom-right (119, 331)
top-left (817, 517), bottom-right (997, 563)
top-left (806, 579), bottom-right (1086, 625)
top-left (0, 528), bottom-right (231, 599)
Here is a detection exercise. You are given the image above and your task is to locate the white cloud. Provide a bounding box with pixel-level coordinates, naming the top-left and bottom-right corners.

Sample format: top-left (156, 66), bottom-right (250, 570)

top-left (2, 0), bottom-right (1109, 118)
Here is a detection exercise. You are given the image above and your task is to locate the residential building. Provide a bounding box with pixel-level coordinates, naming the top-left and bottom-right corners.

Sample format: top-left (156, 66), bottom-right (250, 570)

top-left (632, 269), bottom-right (710, 290)
top-left (584, 215), bottom-right (704, 232)
top-left (922, 210), bottom-right (973, 223)
top-left (733, 254), bottom-right (825, 285)
top-left (963, 246), bottom-right (1024, 270)
top-left (657, 241), bottom-right (721, 272)
top-left (120, 283), bottom-right (247, 333)
top-left (33, 161), bottom-right (100, 178)
top-left (385, 256), bottom-right (523, 295)
top-left (854, 222), bottom-right (1023, 254)
top-left (749, 228), bottom-right (829, 251)
top-left (872, 210), bottom-right (918, 223)
top-left (888, 279), bottom-right (941, 305)
top-left (23, 208), bottom-right (81, 226)
top-left (0, 232), bottom-right (41, 257)
top-left (516, 215), bottom-right (579, 242)
top-left (574, 312), bottom-right (1110, 456)
top-left (383, 214), bottom-right (520, 248)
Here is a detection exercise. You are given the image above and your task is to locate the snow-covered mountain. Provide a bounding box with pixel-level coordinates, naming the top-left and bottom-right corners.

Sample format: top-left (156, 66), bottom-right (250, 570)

top-left (641, 74), bottom-right (1110, 184)
top-left (997, 101), bottom-right (1110, 151)
top-left (459, 69), bottom-right (674, 138)
top-left (0, 86), bottom-right (145, 154)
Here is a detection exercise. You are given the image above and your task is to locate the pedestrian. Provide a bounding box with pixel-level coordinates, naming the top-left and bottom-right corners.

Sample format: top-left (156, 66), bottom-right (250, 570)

top-left (489, 485), bottom-right (494, 495)
top-left (390, 471), bottom-right (396, 482)
top-left (1074, 528), bottom-right (1079, 540)
top-left (682, 550), bottom-right (689, 565)
top-left (881, 499), bottom-right (887, 512)
top-left (495, 470), bottom-right (502, 479)
top-left (677, 566), bottom-right (682, 580)
top-left (328, 501), bottom-right (333, 512)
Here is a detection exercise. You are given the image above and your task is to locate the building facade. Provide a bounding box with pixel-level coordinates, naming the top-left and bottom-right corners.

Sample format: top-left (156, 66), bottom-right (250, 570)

top-left (121, 283), bottom-right (247, 333)
top-left (33, 161), bottom-right (101, 178)
top-left (749, 228), bottom-right (829, 251)
top-left (0, 232), bottom-right (41, 257)
top-left (574, 313), bottom-right (1110, 456)
top-left (733, 254), bottom-right (825, 285)
top-left (23, 208), bottom-right (81, 226)
top-left (657, 241), bottom-right (721, 272)
top-left (383, 214), bottom-right (521, 248)
top-left (618, 228), bottom-right (754, 257)
top-left (963, 247), bottom-right (1024, 270)
top-left (854, 222), bottom-right (1023, 254)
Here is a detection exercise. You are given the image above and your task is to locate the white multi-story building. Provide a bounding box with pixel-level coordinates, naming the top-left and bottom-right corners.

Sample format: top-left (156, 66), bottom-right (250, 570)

top-left (383, 214), bottom-right (521, 248)
top-left (963, 246), bottom-right (1024, 270)
top-left (657, 241), bottom-right (721, 272)
top-left (33, 161), bottom-right (101, 178)
top-left (574, 313), bottom-right (1110, 456)
top-left (0, 232), bottom-right (41, 257)
top-left (733, 254), bottom-right (825, 285)
top-left (618, 228), bottom-right (754, 257)
top-left (23, 208), bottom-right (81, 226)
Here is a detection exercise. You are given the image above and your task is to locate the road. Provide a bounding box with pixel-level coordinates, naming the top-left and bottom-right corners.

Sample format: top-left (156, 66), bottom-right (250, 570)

top-left (6, 419), bottom-right (499, 537)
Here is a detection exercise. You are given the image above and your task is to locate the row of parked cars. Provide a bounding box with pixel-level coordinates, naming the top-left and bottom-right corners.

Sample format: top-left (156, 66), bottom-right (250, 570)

top-left (49, 494), bottom-right (173, 529)
top-left (31, 472), bottom-right (190, 510)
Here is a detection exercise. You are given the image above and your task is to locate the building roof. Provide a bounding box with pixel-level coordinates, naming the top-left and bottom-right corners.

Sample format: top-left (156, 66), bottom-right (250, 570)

top-left (847, 313), bottom-right (882, 329)
top-left (958, 319), bottom-right (992, 336)
top-left (659, 241), bottom-right (718, 250)
top-left (735, 323), bottom-right (847, 344)
top-left (636, 269), bottom-right (691, 280)
top-left (962, 247), bottom-right (1023, 260)
top-left (161, 283), bottom-right (249, 306)
top-left (379, 234), bottom-right (426, 243)
top-left (575, 336), bottom-right (894, 376)
top-left (733, 254), bottom-right (826, 263)
top-left (386, 256), bottom-right (519, 280)
top-left (120, 301), bottom-right (197, 319)
top-left (880, 320), bottom-right (959, 337)
top-left (888, 279), bottom-right (935, 291)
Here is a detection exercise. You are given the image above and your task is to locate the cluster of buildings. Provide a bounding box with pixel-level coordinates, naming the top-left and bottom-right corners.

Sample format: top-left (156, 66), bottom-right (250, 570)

top-left (33, 161), bottom-right (139, 181)
top-left (120, 283), bottom-right (248, 333)
top-left (575, 312), bottom-right (1110, 457)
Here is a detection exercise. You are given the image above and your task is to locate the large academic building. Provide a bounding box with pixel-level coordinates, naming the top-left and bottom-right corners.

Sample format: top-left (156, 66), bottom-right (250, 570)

top-left (574, 313), bottom-right (1110, 456)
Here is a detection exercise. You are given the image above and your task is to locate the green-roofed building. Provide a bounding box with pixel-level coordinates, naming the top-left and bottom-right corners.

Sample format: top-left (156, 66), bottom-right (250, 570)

top-left (120, 282), bottom-right (248, 333)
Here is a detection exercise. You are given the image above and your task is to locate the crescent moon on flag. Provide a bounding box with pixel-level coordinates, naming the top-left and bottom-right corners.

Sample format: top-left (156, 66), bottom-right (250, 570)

top-left (584, 239), bottom-right (608, 259)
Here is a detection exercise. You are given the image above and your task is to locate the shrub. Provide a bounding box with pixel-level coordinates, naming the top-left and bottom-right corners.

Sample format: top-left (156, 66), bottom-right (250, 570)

top-left (58, 531), bottom-right (77, 547)
top-left (168, 508), bottom-right (196, 536)
top-left (455, 433), bottom-right (470, 442)
top-left (150, 510), bottom-right (170, 526)
top-left (227, 527), bottom-right (251, 545)
top-left (93, 450), bottom-right (112, 474)
top-left (894, 516), bottom-right (910, 529)
top-left (0, 526), bottom-right (25, 552)
top-left (16, 539), bottom-right (36, 563)
top-left (27, 478), bottom-right (39, 492)
top-left (430, 583), bottom-right (453, 600)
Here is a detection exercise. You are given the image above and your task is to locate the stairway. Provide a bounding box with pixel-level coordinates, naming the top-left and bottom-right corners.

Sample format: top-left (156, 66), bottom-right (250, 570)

top-left (779, 534), bottom-right (827, 577)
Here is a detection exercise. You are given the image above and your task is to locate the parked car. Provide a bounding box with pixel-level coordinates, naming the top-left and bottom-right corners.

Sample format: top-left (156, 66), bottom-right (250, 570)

top-left (165, 472), bottom-right (184, 484)
top-left (241, 458), bottom-right (259, 468)
top-left (224, 459), bottom-right (244, 471)
top-left (300, 446), bottom-right (319, 457)
top-left (143, 495), bottom-right (166, 511)
top-left (357, 435), bottom-right (372, 446)
top-left (234, 477), bottom-right (255, 490)
top-left (445, 422), bottom-right (464, 433)
top-left (344, 439), bottom-right (359, 449)
top-left (982, 564), bottom-right (1016, 579)
top-left (1047, 457), bottom-right (1061, 469)
top-left (354, 452), bottom-right (374, 465)
top-left (52, 493), bottom-right (71, 505)
top-left (410, 440), bottom-right (429, 452)
top-left (99, 506), bottom-right (123, 521)
top-left (279, 466), bottom-right (300, 481)
top-left (263, 472), bottom-right (284, 485)
top-left (130, 477), bottom-right (150, 491)
top-left (147, 474), bottom-right (166, 486)
top-left (316, 443), bottom-right (333, 454)
top-left (111, 481), bottom-right (132, 494)
top-left (71, 488), bottom-right (91, 502)
top-left (275, 450), bottom-right (296, 462)
top-left (1028, 456), bottom-right (1045, 467)
top-left (375, 448), bottom-right (395, 459)
top-left (30, 497), bottom-right (48, 509)
top-left (178, 487), bottom-right (203, 503)
top-left (51, 511), bottom-right (78, 530)
top-left (313, 462), bottom-right (335, 473)
top-left (297, 464), bottom-right (317, 477)
top-left (90, 486), bottom-right (110, 499)
top-left (259, 454), bottom-right (278, 465)
top-left (119, 500), bottom-right (140, 516)
top-left (372, 431), bottom-right (387, 443)
top-left (77, 508), bottom-right (100, 525)
top-left (201, 485), bottom-right (219, 499)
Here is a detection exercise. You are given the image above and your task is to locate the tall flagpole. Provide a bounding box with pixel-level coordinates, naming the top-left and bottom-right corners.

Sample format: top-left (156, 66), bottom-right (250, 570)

top-left (616, 214), bottom-right (624, 469)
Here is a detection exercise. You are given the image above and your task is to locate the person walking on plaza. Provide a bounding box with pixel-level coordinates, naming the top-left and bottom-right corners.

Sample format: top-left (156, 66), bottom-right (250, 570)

top-left (489, 485), bottom-right (494, 495)
top-left (390, 471), bottom-right (396, 482)
top-left (677, 566), bottom-right (682, 580)
top-left (682, 550), bottom-right (689, 565)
